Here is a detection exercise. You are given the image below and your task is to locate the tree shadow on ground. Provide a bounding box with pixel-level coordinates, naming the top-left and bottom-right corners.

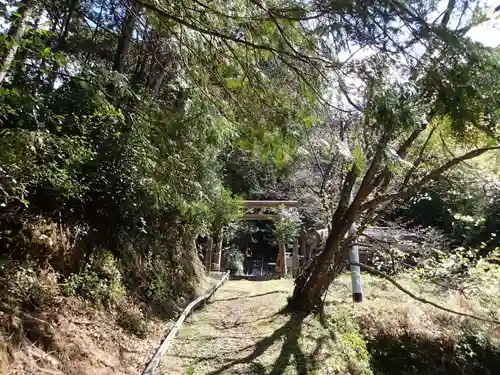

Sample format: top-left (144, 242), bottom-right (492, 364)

top-left (215, 291), bottom-right (289, 302)
top-left (208, 312), bottom-right (325, 375)
top-left (366, 331), bottom-right (500, 375)
top-left (207, 312), bottom-right (279, 330)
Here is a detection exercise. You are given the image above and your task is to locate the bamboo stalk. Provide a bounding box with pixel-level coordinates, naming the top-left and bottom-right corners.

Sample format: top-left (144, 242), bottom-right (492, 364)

top-left (141, 271), bottom-right (230, 375)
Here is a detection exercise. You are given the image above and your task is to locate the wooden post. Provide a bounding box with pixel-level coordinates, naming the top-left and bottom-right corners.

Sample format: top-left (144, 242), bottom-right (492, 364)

top-left (206, 237), bottom-right (213, 273)
top-left (213, 229), bottom-right (223, 272)
top-left (279, 236), bottom-right (287, 277)
top-left (310, 230), bottom-right (320, 262)
top-left (220, 247), bottom-right (228, 271)
top-left (275, 245), bottom-right (280, 275)
top-left (292, 239), bottom-right (299, 276)
top-left (299, 226), bottom-right (306, 264)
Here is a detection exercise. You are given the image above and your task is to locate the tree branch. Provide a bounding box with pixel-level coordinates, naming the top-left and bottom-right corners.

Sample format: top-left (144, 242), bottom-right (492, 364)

top-left (319, 149), bottom-right (338, 195)
top-left (440, 0), bottom-right (455, 28)
top-left (361, 145), bottom-right (500, 211)
top-left (339, 82), bottom-right (363, 111)
top-left (351, 261), bottom-right (500, 325)
top-left (401, 124), bottom-right (437, 187)
top-left (371, 124), bottom-right (428, 192)
top-left (345, 129), bottom-right (394, 221)
top-left (330, 166), bottom-right (358, 229)
top-left (249, 0), bottom-right (330, 75)
top-left (137, 0), bottom-right (329, 66)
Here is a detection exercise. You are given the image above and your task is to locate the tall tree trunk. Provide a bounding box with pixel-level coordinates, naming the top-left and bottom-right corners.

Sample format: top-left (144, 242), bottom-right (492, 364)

top-left (288, 186), bottom-right (376, 313)
top-left (113, 0), bottom-right (139, 73)
top-left (84, 5), bottom-right (104, 64)
top-left (131, 53), bottom-right (147, 87)
top-left (0, 0), bottom-right (33, 86)
top-left (131, 27), bottom-right (152, 87)
top-left (152, 61), bottom-right (170, 94)
top-left (292, 239), bottom-right (299, 276)
top-left (288, 168), bottom-right (365, 313)
top-left (288, 127), bottom-right (396, 313)
top-left (44, 0), bottom-right (80, 89)
top-left (57, 0), bottom-right (79, 51)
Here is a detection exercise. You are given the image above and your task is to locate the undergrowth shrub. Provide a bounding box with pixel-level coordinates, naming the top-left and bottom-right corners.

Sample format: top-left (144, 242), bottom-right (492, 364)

top-left (365, 328), bottom-right (500, 375)
top-left (118, 234), bottom-right (204, 317)
top-left (62, 250), bottom-right (125, 306)
top-left (356, 306), bottom-right (500, 375)
top-left (146, 266), bottom-right (173, 308)
top-left (322, 311), bottom-right (372, 375)
top-left (0, 215), bottom-right (87, 276)
top-left (117, 305), bottom-right (147, 338)
top-left (0, 263), bottom-right (58, 309)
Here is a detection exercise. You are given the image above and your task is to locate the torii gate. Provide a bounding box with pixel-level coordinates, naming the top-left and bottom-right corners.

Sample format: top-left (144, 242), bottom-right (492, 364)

top-left (207, 200), bottom-right (304, 276)
top-left (206, 200), bottom-right (363, 302)
top-left (241, 200), bottom-right (301, 277)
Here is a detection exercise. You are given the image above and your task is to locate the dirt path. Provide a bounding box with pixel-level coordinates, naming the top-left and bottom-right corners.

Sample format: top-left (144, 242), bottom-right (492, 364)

top-left (155, 274), bottom-right (495, 375)
top-left (158, 279), bottom-right (332, 375)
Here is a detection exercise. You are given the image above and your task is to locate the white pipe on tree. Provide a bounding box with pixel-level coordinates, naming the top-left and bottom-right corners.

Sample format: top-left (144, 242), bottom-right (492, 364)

top-left (349, 222), bottom-right (363, 302)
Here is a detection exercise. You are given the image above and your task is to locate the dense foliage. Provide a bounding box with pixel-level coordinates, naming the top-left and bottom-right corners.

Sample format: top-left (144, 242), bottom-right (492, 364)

top-left (0, 0), bottom-right (499, 332)
top-left (0, 0), bottom-right (315, 313)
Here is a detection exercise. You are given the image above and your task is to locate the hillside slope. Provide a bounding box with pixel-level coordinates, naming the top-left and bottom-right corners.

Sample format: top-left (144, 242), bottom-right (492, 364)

top-left (0, 274), bottom-right (216, 375)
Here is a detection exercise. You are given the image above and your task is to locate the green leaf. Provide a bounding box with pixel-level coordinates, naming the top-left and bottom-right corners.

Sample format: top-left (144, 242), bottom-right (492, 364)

top-left (353, 144), bottom-right (365, 173)
top-left (225, 78), bottom-right (243, 90)
top-left (53, 52), bottom-right (67, 67)
top-left (41, 47), bottom-right (51, 58)
top-left (274, 148), bottom-right (285, 168)
top-left (303, 115), bottom-right (319, 128)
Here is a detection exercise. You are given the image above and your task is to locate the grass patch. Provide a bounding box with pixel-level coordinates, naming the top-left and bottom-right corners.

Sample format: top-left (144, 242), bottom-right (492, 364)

top-left (162, 275), bottom-right (500, 375)
top-left (366, 329), bottom-right (500, 375)
top-left (333, 274), bottom-right (500, 375)
top-left (163, 279), bottom-right (372, 375)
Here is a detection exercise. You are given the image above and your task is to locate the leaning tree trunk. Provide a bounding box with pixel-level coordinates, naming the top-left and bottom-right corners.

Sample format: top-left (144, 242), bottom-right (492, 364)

top-left (0, 0), bottom-right (33, 86)
top-left (287, 231), bottom-right (348, 313)
top-left (288, 125), bottom-right (391, 314)
top-left (288, 171), bottom-right (362, 314)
